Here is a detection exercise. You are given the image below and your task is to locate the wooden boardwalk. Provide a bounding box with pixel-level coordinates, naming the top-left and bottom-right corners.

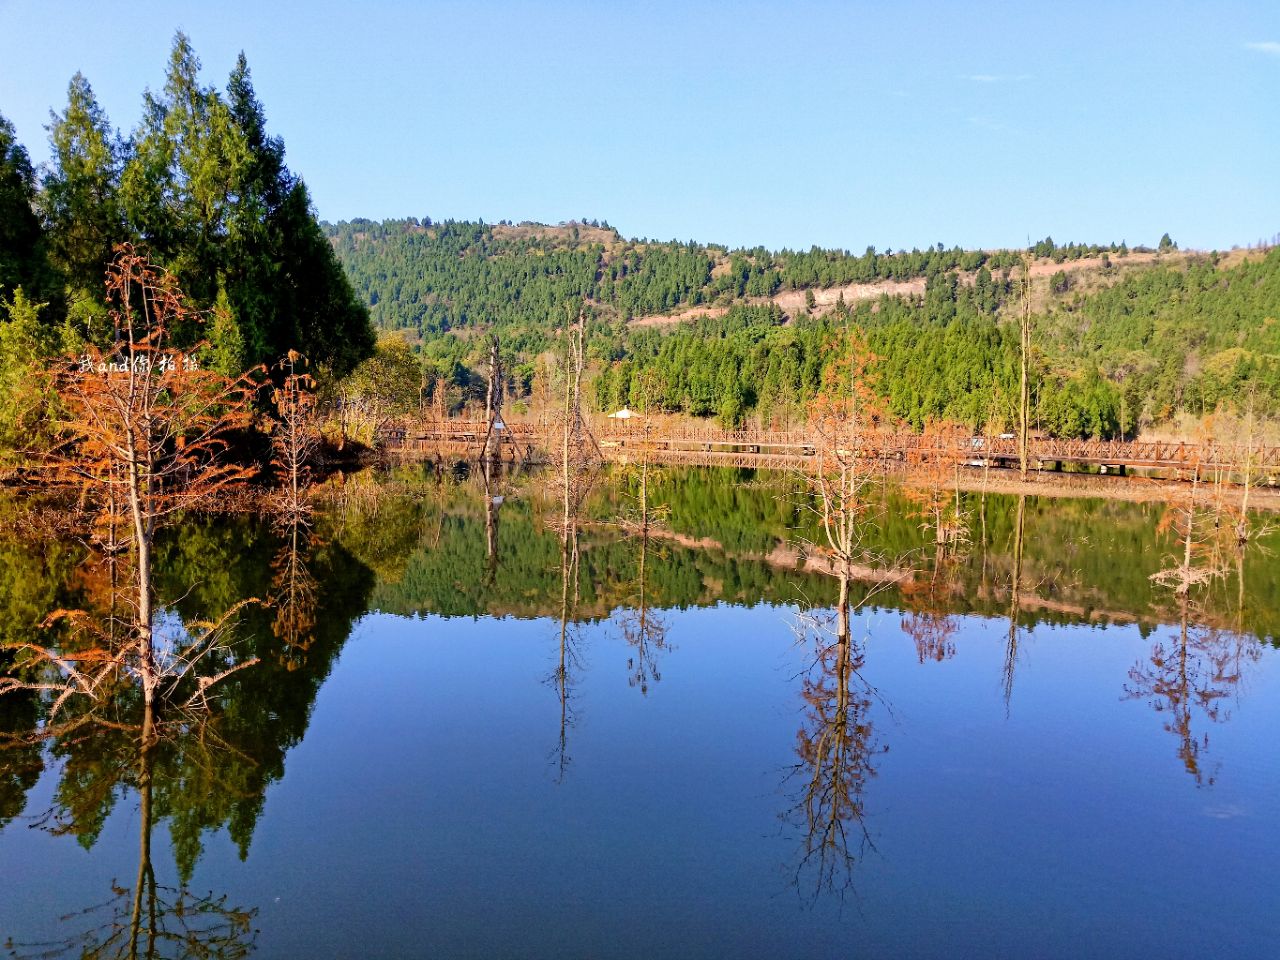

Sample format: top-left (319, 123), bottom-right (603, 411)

top-left (379, 420), bottom-right (1280, 480)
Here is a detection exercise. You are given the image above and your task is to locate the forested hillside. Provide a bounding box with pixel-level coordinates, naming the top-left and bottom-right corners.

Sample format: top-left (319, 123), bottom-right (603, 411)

top-left (326, 218), bottom-right (1278, 439)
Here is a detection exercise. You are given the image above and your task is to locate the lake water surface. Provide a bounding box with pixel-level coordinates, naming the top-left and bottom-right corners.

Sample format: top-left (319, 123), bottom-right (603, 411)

top-left (2, 466), bottom-right (1278, 959)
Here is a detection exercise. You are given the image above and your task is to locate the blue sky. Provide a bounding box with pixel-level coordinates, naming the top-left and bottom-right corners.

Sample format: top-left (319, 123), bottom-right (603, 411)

top-left (1, 0), bottom-right (1276, 251)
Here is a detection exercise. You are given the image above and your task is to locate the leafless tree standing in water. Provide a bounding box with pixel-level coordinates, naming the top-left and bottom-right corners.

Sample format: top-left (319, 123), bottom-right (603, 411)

top-left (545, 308), bottom-right (597, 781)
top-left (3, 248), bottom-right (260, 715)
top-left (784, 331), bottom-right (900, 899)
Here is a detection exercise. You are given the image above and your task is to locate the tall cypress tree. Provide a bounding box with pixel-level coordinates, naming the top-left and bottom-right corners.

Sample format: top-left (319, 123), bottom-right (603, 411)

top-left (120, 32), bottom-right (249, 321)
top-left (74, 33), bottom-right (376, 374)
top-left (42, 73), bottom-right (124, 329)
top-left (0, 112), bottom-right (51, 302)
top-left (223, 52), bottom-right (373, 376)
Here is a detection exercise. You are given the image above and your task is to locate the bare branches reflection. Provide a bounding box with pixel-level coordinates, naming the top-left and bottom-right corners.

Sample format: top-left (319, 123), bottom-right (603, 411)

top-left (617, 456), bottom-right (671, 696)
top-left (786, 570), bottom-right (887, 902)
top-left (3, 703), bottom-right (258, 959)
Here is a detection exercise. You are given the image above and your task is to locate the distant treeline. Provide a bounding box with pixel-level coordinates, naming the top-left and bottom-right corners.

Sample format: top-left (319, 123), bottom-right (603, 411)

top-left (326, 217), bottom-right (1277, 439)
top-left (326, 217), bottom-right (1101, 334)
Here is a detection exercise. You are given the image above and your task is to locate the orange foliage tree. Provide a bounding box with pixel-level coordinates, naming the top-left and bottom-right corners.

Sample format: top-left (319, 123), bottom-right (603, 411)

top-left (270, 350), bottom-right (319, 519)
top-left (3, 246), bottom-right (262, 712)
top-left (804, 333), bottom-right (890, 580)
top-left (903, 417), bottom-right (970, 551)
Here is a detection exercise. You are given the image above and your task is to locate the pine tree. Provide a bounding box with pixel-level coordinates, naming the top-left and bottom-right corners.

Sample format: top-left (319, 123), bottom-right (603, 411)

top-left (0, 112), bottom-right (50, 301)
top-left (42, 73), bottom-right (124, 304)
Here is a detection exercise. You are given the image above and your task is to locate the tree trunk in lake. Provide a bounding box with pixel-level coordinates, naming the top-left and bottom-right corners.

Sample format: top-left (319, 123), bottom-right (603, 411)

top-left (1003, 494), bottom-right (1026, 713)
top-left (128, 700), bottom-right (158, 958)
top-left (125, 435), bottom-right (156, 707)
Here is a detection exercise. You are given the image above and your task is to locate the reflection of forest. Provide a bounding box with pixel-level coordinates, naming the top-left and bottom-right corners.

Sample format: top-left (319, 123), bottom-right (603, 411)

top-left (333, 465), bottom-right (1280, 644)
top-left (0, 505), bottom-right (375, 900)
top-left (6, 704), bottom-right (259, 959)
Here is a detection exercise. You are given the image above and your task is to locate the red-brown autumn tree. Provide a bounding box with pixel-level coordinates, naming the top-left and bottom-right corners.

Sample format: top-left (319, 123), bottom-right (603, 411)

top-left (2, 246), bottom-right (262, 713)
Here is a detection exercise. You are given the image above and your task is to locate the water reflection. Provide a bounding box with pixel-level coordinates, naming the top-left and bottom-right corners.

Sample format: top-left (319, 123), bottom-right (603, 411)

top-left (270, 517), bottom-right (319, 670)
top-left (482, 459), bottom-right (502, 589)
top-left (1003, 493), bottom-right (1027, 713)
top-left (617, 460), bottom-right (670, 696)
top-left (545, 410), bottom-right (595, 780)
top-left (619, 527), bottom-right (670, 696)
top-left (5, 703), bottom-right (259, 959)
top-left (1123, 483), bottom-right (1263, 786)
top-left (1125, 617), bottom-right (1257, 787)
top-left (1, 467), bottom-right (1278, 947)
top-left (0, 689), bottom-right (42, 829)
top-left (787, 571), bottom-right (886, 901)
top-left (545, 500), bottom-right (585, 781)
top-left (0, 507), bottom-right (374, 946)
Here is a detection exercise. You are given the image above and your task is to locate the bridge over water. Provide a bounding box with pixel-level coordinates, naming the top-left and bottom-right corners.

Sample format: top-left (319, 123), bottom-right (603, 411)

top-left (379, 420), bottom-right (1280, 481)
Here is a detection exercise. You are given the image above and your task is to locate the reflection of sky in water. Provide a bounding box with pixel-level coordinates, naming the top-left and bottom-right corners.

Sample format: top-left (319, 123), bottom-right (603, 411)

top-left (4, 601), bottom-right (1279, 959)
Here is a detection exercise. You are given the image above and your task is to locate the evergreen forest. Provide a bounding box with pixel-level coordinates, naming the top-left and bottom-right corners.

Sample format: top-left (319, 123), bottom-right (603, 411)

top-left (326, 218), bottom-right (1279, 439)
top-left (0, 33), bottom-right (374, 400)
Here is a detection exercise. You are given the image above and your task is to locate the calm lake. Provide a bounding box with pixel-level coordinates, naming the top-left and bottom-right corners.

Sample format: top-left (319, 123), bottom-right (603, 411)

top-left (2, 465), bottom-right (1278, 959)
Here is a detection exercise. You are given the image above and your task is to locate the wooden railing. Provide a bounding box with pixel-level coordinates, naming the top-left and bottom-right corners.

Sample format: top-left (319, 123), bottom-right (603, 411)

top-left (378, 419), bottom-right (1280, 476)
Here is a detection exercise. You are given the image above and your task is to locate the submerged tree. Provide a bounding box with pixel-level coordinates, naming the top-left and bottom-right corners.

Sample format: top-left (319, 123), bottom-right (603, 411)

top-left (782, 331), bottom-right (900, 899)
top-left (551, 309), bottom-right (598, 526)
top-left (542, 306), bottom-right (601, 778)
top-left (3, 247), bottom-right (260, 713)
top-left (798, 332), bottom-right (902, 594)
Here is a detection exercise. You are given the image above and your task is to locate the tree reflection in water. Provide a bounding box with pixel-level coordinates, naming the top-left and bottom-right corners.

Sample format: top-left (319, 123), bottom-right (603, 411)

top-left (1124, 482), bottom-right (1261, 786)
top-left (481, 459), bottom-right (503, 590)
top-left (1125, 618), bottom-right (1257, 787)
top-left (786, 570), bottom-right (887, 902)
top-left (0, 689), bottom-right (43, 829)
top-left (617, 458), bottom-right (670, 696)
top-left (0, 506), bottom-right (375, 955)
top-left (898, 540), bottom-right (962, 667)
top-left (618, 527), bottom-right (669, 696)
top-left (545, 464), bottom-right (594, 783)
top-left (1003, 493), bottom-right (1027, 715)
top-left (269, 517), bottom-right (319, 671)
top-left (548, 507), bottom-right (584, 783)
top-left (3, 702), bottom-right (259, 959)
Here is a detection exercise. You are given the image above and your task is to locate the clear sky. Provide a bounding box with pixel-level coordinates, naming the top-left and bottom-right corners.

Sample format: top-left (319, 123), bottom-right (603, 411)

top-left (1, 0), bottom-right (1276, 252)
